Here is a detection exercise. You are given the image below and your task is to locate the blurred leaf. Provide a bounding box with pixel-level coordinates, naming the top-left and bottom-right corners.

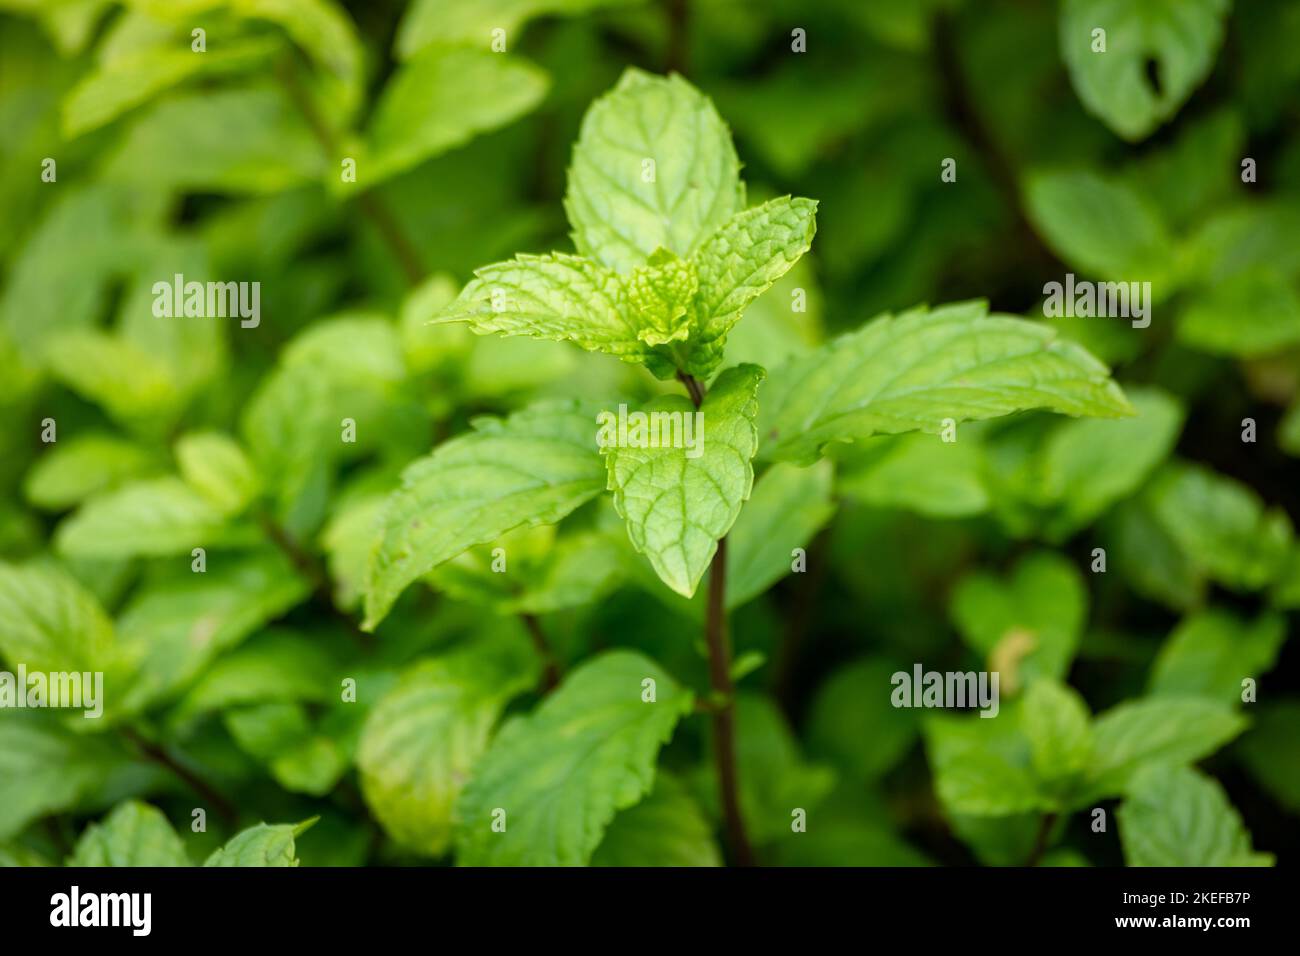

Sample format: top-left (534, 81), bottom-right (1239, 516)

top-left (591, 773), bottom-right (722, 866)
top-left (204, 819), bottom-right (315, 866)
top-left (176, 431), bottom-right (260, 515)
top-left (224, 702), bottom-right (348, 796)
top-left (365, 45), bottom-right (548, 185)
top-left (1022, 679), bottom-right (1093, 787)
top-left (1237, 700), bottom-right (1300, 814)
top-left (1118, 764), bottom-right (1273, 866)
top-left (1149, 610), bottom-right (1286, 706)
top-left (69, 800), bottom-right (190, 866)
top-left (806, 656), bottom-right (919, 781)
top-left (357, 631), bottom-right (540, 856)
top-left (395, 0), bottom-right (640, 59)
top-left (1059, 0), bottom-right (1230, 141)
top-left (0, 560), bottom-right (119, 676)
top-left (1178, 269), bottom-right (1300, 357)
top-left (453, 650), bottom-right (693, 866)
top-left (23, 433), bottom-right (161, 513)
top-left (837, 432), bottom-right (989, 518)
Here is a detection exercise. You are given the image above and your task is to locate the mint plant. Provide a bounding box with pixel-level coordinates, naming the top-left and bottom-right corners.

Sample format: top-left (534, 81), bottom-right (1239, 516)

top-left (0, 0), bottom-right (1293, 872)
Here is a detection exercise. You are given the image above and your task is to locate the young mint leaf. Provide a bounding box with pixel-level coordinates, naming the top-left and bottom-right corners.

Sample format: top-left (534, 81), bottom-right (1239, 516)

top-left (364, 45), bottom-right (548, 186)
top-left (433, 253), bottom-right (651, 364)
top-left (684, 196), bottom-right (817, 378)
top-left (591, 773), bottom-right (722, 867)
top-left (924, 711), bottom-right (1052, 816)
top-left (69, 801), bottom-right (190, 867)
top-left (565, 68), bottom-right (744, 274)
top-left (453, 650), bottom-right (694, 866)
top-left (1084, 697), bottom-right (1247, 800)
top-left (203, 819), bottom-right (316, 867)
top-left (604, 364), bottom-right (764, 598)
top-left (363, 402), bottom-right (606, 629)
top-left (1177, 268), bottom-right (1300, 357)
top-left (760, 301), bottom-right (1133, 465)
top-left (175, 431), bottom-right (260, 515)
top-left (1118, 764), bottom-right (1273, 866)
top-left (357, 630), bottom-right (541, 857)
top-left (626, 249), bottom-right (699, 346)
top-left (1060, 0), bottom-right (1230, 141)
top-left (1148, 610), bottom-right (1286, 706)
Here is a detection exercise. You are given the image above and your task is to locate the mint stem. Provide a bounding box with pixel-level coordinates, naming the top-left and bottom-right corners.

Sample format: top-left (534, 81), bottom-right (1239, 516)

top-left (681, 371), bottom-right (755, 866)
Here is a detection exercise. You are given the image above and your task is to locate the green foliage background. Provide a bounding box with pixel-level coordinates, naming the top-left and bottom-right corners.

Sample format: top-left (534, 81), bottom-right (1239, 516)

top-left (1, 0), bottom-right (1297, 867)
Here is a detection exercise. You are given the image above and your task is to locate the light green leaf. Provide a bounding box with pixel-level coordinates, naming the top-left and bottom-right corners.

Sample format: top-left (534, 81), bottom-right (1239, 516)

top-left (591, 773), bottom-right (721, 867)
top-left (55, 477), bottom-right (244, 560)
top-left (1178, 269), bottom-right (1300, 357)
top-left (604, 364), bottom-right (764, 598)
top-left (565, 68), bottom-right (744, 274)
top-left (837, 432), bottom-right (990, 518)
top-left (806, 657), bottom-right (919, 782)
top-left (44, 329), bottom-right (180, 424)
top-left (1085, 697), bottom-right (1247, 799)
top-left (365, 45), bottom-right (548, 185)
top-left (1146, 461), bottom-right (1293, 592)
top-left (725, 459), bottom-right (834, 609)
top-left (1024, 170), bottom-right (1177, 283)
top-left (69, 801), bottom-right (190, 866)
top-left (357, 631), bottom-right (540, 857)
top-left (1119, 764), bottom-right (1273, 866)
top-left (364, 402), bottom-right (606, 629)
top-left (760, 301), bottom-right (1132, 465)
top-left (453, 650), bottom-right (693, 866)
top-left (395, 0), bottom-right (638, 59)
top-left (1060, 0), bottom-right (1230, 141)
top-left (434, 253), bottom-right (649, 364)
top-left (684, 196), bottom-right (817, 377)
top-left (0, 560), bottom-right (117, 676)
top-left (924, 711), bottom-right (1052, 816)
top-left (626, 249), bottom-right (698, 346)
top-left (1022, 680), bottom-right (1093, 785)
top-left (176, 431), bottom-right (260, 514)
top-left (104, 85), bottom-right (326, 194)
top-left (204, 819), bottom-right (315, 867)
top-left (1149, 610), bottom-right (1286, 706)
top-left (22, 433), bottom-right (161, 512)
top-left (951, 552), bottom-right (1087, 690)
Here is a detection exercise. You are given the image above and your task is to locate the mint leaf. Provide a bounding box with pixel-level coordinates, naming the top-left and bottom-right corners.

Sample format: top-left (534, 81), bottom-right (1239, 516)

top-left (626, 249), bottom-right (698, 346)
top-left (1060, 0), bottom-right (1230, 141)
top-left (396, 0), bottom-right (637, 59)
top-left (204, 819), bottom-right (316, 867)
top-left (1178, 269), bottom-right (1300, 357)
top-left (364, 402), bottom-right (606, 629)
top-left (951, 552), bottom-right (1087, 690)
top-left (565, 68), bottom-right (744, 274)
top-left (23, 432), bottom-right (160, 512)
top-left (357, 630), bottom-right (540, 857)
top-left (69, 801), bottom-right (190, 867)
top-left (604, 364), bottom-right (764, 598)
top-left (365, 45), bottom-right (548, 185)
top-left (1118, 764), bottom-right (1273, 866)
top-left (1085, 697), bottom-right (1247, 799)
top-left (924, 711), bottom-right (1051, 816)
top-left (1022, 680), bottom-right (1093, 786)
top-left (453, 650), bottom-right (693, 866)
top-left (591, 773), bottom-right (722, 867)
top-left (223, 702), bottom-right (348, 797)
top-left (54, 477), bottom-right (245, 559)
top-left (0, 560), bottom-right (118, 676)
top-left (807, 656), bottom-right (919, 783)
top-left (175, 431), bottom-right (260, 515)
top-left (1149, 610), bottom-right (1286, 706)
top-left (685, 196), bottom-right (817, 377)
top-left (1146, 461), bottom-right (1293, 591)
top-left (725, 459), bottom-right (834, 609)
top-left (760, 301), bottom-right (1132, 465)
top-left (838, 432), bottom-right (990, 519)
